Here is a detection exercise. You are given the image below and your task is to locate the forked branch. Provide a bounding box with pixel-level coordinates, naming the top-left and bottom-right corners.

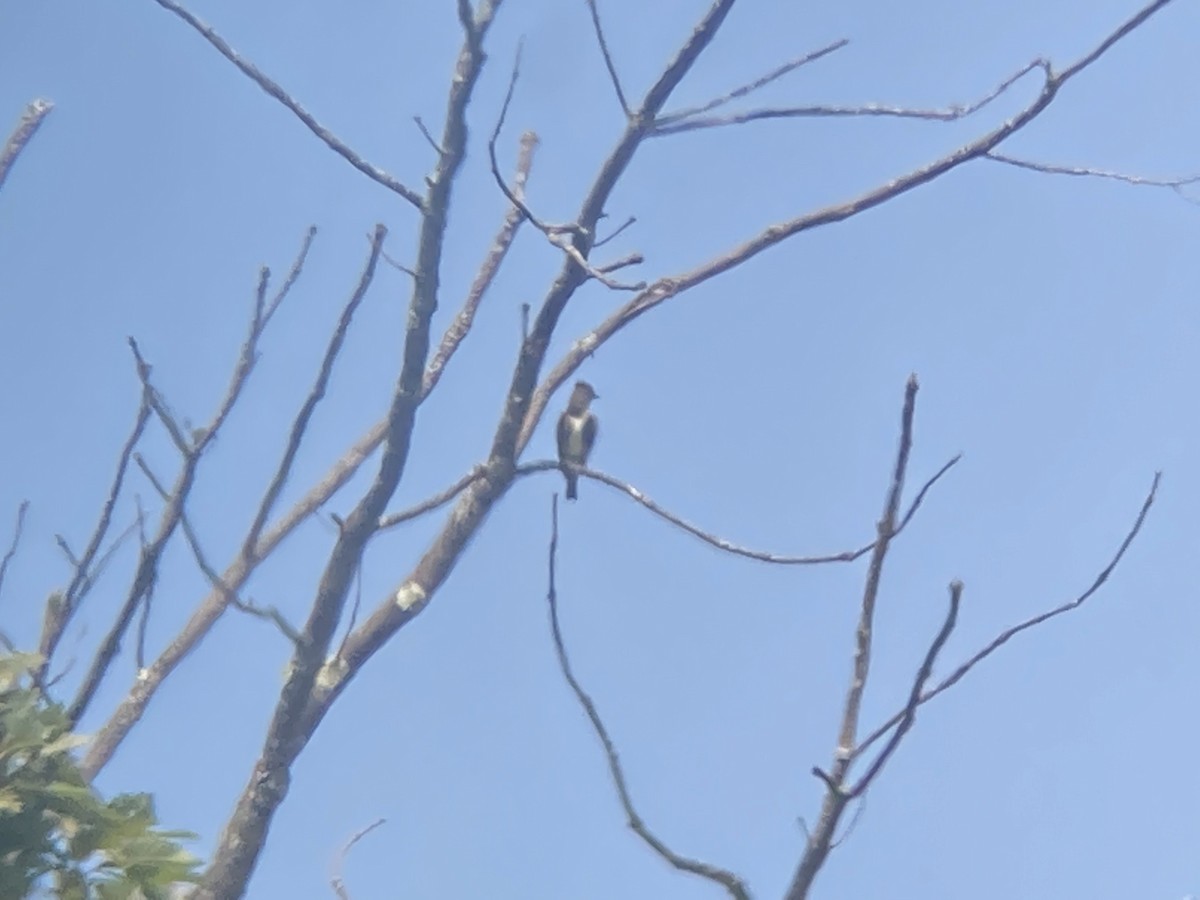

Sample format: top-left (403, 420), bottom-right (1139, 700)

top-left (852, 472), bottom-right (1161, 763)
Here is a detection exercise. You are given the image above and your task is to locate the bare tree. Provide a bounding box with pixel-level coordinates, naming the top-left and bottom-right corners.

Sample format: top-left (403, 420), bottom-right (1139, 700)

top-left (1, 0), bottom-right (1191, 897)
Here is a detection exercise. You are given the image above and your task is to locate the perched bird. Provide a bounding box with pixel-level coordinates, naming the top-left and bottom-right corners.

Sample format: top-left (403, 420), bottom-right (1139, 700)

top-left (556, 380), bottom-right (599, 501)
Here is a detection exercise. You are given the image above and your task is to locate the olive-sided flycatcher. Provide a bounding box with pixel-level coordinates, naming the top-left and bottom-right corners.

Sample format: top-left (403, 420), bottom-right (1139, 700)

top-left (556, 380), bottom-right (599, 501)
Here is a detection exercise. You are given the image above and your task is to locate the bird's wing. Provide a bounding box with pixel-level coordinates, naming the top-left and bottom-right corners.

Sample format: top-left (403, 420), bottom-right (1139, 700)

top-left (556, 412), bottom-right (571, 459)
top-left (581, 413), bottom-right (598, 461)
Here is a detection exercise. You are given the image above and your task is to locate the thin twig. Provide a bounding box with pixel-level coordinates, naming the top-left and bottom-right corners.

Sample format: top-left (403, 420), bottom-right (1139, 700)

top-left (655, 58), bottom-right (1047, 135)
top-left (382, 249), bottom-right (416, 278)
top-left (330, 818), bottom-right (386, 900)
top-left (128, 338), bottom-right (191, 453)
top-left (485, 48), bottom-right (645, 292)
top-left (829, 797), bottom-right (866, 850)
top-left (38, 390), bottom-right (151, 675)
top-left (0, 99), bottom-right (53, 192)
top-left (545, 495), bottom-right (750, 900)
top-left (852, 472), bottom-right (1160, 762)
top-left (593, 215), bottom-right (636, 249)
top-left (657, 38), bottom-right (849, 126)
top-left (263, 226), bottom-right (319, 327)
top-left (139, 454), bottom-right (299, 644)
top-left (0, 502), bottom-right (30, 624)
top-left (423, 131), bottom-right (539, 398)
top-left (377, 467), bottom-right (486, 531)
top-left (986, 151), bottom-right (1200, 201)
top-left (595, 252), bottom-right (644, 274)
top-left (335, 566), bottom-right (365, 661)
top-left (131, 494), bottom-right (153, 671)
top-left (413, 116), bottom-right (444, 156)
top-left (585, 0), bottom-right (631, 117)
top-left (847, 579), bottom-right (962, 798)
top-left (242, 225), bottom-right (388, 557)
top-left (150, 0), bottom-right (424, 210)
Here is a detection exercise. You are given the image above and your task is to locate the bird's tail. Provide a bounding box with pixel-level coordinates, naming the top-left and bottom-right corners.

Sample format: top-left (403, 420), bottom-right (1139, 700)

top-left (564, 470), bottom-right (578, 501)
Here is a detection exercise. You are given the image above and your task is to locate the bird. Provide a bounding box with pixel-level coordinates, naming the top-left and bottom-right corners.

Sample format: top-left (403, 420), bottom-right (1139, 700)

top-left (556, 380), bottom-right (599, 501)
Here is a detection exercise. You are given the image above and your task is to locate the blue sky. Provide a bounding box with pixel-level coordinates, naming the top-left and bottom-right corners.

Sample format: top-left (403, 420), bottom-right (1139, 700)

top-left (2, 0), bottom-right (1198, 898)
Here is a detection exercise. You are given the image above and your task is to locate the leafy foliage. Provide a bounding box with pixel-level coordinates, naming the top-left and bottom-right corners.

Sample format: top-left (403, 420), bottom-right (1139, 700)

top-left (0, 653), bottom-right (200, 899)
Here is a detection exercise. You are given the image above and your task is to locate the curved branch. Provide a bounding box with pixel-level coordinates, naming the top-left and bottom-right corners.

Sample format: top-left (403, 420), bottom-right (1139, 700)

top-left (330, 819), bottom-right (386, 900)
top-left (545, 496), bottom-right (750, 900)
top-left (513, 453), bottom-right (958, 565)
top-left (986, 151), bottom-right (1200, 201)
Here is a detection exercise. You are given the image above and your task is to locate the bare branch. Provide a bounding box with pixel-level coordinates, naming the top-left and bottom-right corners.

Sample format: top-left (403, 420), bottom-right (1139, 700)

top-left (412, 116), bottom-right (444, 156)
top-left (0, 501), bottom-right (30, 613)
top-left (595, 251), bottom-right (644, 274)
top-left (853, 472), bottom-right (1160, 763)
top-left (149, 0), bottom-right (424, 210)
top-left (378, 466), bottom-right (486, 531)
top-left (986, 151), bottom-right (1200, 201)
top-left (509, 454), bottom-right (957, 565)
top-left (847, 579), bottom-right (962, 799)
top-left (520, 1), bottom-right (1177, 456)
top-left (382, 248), bottom-right (416, 278)
top-left (82, 418), bottom-right (387, 780)
top-left (839, 375), bottom-right (917, 757)
top-left (782, 374), bottom-right (921, 900)
top-left (655, 58), bottom-right (1047, 136)
top-left (243, 224), bottom-right (387, 556)
top-left (330, 818), bottom-right (386, 900)
top-left (0, 99), bottom-right (53, 193)
top-left (593, 215), bottom-right (636, 249)
top-left (456, 0), bottom-right (475, 35)
top-left (197, 5), bottom-right (504, 893)
top-left (39, 389), bottom-right (151, 675)
top-left (263, 226), bottom-right (319, 327)
top-left (67, 451), bottom-right (191, 727)
top-left (485, 47), bottom-right (646, 292)
top-left (66, 240), bottom-right (303, 726)
top-left (545, 495), bottom-right (750, 900)
top-left (586, 0), bottom-right (631, 117)
top-left (1056, 0), bottom-right (1172, 81)
top-left (131, 493), bottom-right (153, 672)
top-left (423, 131), bottom-right (538, 398)
top-left (657, 38), bottom-right (848, 127)
top-left (128, 338), bottom-right (190, 454)
top-left (140, 453), bottom-right (299, 644)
